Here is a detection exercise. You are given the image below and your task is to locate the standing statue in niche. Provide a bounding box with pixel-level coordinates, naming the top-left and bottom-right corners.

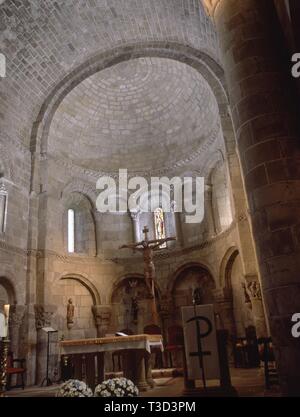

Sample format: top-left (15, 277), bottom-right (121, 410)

top-left (242, 283), bottom-right (252, 307)
top-left (192, 287), bottom-right (203, 305)
top-left (129, 280), bottom-right (139, 324)
top-left (131, 297), bottom-right (139, 324)
top-left (67, 298), bottom-right (75, 330)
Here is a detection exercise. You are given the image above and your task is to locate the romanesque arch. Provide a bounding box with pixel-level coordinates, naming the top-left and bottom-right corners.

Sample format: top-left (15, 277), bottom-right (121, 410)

top-left (61, 192), bottom-right (97, 256)
top-left (167, 261), bottom-right (215, 294)
top-left (219, 247), bottom-right (239, 290)
top-left (50, 274), bottom-right (101, 339)
top-left (29, 42), bottom-right (229, 160)
top-left (59, 274), bottom-right (101, 305)
top-left (110, 273), bottom-right (161, 334)
top-left (168, 262), bottom-right (216, 323)
top-left (0, 276), bottom-right (17, 304)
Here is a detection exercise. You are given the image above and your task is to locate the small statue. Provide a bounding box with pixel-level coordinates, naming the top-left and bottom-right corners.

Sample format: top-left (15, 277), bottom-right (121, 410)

top-left (193, 287), bottom-right (203, 305)
top-left (67, 298), bottom-right (75, 330)
top-left (131, 296), bottom-right (139, 324)
top-left (242, 283), bottom-right (251, 305)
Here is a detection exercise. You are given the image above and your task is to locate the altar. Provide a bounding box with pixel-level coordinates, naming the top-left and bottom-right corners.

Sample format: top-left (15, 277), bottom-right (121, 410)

top-left (60, 334), bottom-right (163, 391)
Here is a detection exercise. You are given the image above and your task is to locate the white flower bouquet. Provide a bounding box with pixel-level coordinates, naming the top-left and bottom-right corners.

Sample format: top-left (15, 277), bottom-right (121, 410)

top-left (94, 377), bottom-right (139, 397)
top-left (56, 379), bottom-right (93, 397)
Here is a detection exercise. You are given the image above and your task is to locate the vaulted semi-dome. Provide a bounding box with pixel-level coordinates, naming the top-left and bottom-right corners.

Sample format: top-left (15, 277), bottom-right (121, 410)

top-left (48, 57), bottom-right (219, 172)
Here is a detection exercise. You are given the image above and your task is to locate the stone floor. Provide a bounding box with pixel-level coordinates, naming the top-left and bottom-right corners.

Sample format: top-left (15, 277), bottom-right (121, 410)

top-left (5, 367), bottom-right (281, 397)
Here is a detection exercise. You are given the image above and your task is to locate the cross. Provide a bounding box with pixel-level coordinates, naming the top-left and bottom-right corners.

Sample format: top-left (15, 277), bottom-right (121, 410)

top-left (120, 225), bottom-right (176, 325)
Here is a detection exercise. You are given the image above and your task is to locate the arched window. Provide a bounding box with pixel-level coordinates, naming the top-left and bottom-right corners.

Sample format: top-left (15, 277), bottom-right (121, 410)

top-left (154, 207), bottom-right (166, 248)
top-left (67, 208), bottom-right (75, 253)
top-left (0, 183), bottom-right (8, 234)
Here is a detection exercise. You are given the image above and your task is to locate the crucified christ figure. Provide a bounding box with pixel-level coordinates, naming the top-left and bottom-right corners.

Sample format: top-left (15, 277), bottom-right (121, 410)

top-left (120, 225), bottom-right (176, 325)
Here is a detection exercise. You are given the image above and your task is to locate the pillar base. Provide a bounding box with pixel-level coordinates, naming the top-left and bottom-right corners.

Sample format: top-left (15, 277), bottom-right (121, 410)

top-left (136, 381), bottom-right (150, 392)
top-left (146, 378), bottom-right (156, 388)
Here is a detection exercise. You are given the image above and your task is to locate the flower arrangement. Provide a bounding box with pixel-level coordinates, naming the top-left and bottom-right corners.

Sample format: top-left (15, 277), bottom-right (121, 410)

top-left (94, 377), bottom-right (139, 397)
top-left (56, 379), bottom-right (93, 397)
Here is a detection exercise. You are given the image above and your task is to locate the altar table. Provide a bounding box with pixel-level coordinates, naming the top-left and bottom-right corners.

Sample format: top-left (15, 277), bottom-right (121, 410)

top-left (60, 334), bottom-right (163, 391)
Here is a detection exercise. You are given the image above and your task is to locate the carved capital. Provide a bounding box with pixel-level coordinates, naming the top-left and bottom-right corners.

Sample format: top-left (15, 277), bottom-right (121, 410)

top-left (212, 288), bottom-right (225, 302)
top-left (159, 294), bottom-right (173, 317)
top-left (244, 275), bottom-right (262, 300)
top-left (130, 210), bottom-right (140, 221)
top-left (34, 304), bottom-right (56, 330)
top-left (92, 305), bottom-right (112, 328)
top-left (9, 305), bottom-right (26, 328)
top-left (247, 281), bottom-right (262, 300)
top-left (201, 0), bottom-right (221, 18)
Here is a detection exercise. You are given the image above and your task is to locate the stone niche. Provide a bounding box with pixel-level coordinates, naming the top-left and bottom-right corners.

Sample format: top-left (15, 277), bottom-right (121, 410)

top-left (50, 277), bottom-right (97, 340)
top-left (110, 277), bottom-right (161, 335)
top-left (171, 266), bottom-right (215, 323)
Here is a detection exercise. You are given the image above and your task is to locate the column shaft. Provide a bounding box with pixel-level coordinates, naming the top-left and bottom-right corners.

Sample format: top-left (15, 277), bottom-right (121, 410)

top-left (205, 0), bottom-right (300, 395)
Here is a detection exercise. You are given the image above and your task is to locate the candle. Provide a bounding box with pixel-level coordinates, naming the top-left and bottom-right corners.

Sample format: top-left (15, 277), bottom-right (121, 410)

top-left (4, 304), bottom-right (10, 321)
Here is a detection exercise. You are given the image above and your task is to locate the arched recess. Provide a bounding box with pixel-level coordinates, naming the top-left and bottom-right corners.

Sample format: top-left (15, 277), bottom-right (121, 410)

top-left (208, 159), bottom-right (234, 235)
top-left (110, 274), bottom-right (161, 334)
top-left (59, 274), bottom-right (101, 305)
top-left (135, 187), bottom-right (177, 247)
top-left (167, 261), bottom-right (215, 294)
top-left (62, 179), bottom-right (98, 204)
top-left (169, 262), bottom-right (216, 323)
top-left (0, 276), bottom-right (17, 305)
top-left (61, 192), bottom-right (97, 256)
top-left (51, 274), bottom-right (101, 339)
top-left (0, 142), bottom-right (14, 183)
top-left (29, 42), bottom-right (229, 159)
top-left (219, 247), bottom-right (239, 290)
top-left (222, 251), bottom-right (255, 338)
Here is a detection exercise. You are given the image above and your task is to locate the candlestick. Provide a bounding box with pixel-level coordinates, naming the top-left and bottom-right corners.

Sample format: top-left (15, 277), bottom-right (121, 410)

top-left (4, 305), bottom-right (10, 338)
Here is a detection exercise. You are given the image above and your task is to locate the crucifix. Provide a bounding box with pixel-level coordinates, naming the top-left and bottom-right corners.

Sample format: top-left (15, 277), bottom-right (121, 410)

top-left (120, 225), bottom-right (176, 325)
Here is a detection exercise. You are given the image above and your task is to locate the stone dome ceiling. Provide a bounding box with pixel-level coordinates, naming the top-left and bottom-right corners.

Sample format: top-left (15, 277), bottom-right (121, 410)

top-left (0, 0), bottom-right (219, 150)
top-left (48, 57), bottom-right (219, 172)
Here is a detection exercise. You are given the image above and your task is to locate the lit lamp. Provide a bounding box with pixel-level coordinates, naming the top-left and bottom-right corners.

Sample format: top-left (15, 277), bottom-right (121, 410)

top-left (0, 304), bottom-right (10, 396)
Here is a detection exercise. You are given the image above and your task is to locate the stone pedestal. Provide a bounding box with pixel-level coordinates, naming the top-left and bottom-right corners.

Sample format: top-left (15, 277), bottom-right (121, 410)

top-left (145, 352), bottom-right (155, 388)
top-left (122, 349), bottom-right (149, 392)
top-left (202, 0), bottom-right (300, 395)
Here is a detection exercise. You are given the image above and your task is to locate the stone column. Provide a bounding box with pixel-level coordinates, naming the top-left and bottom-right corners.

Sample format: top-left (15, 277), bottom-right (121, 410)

top-left (244, 275), bottom-right (268, 338)
top-left (213, 288), bottom-right (236, 363)
top-left (171, 201), bottom-right (184, 247)
top-left (159, 294), bottom-right (172, 340)
top-left (130, 211), bottom-right (140, 243)
top-left (34, 304), bottom-right (56, 385)
top-left (204, 184), bottom-right (217, 237)
top-left (159, 294), bottom-right (172, 367)
top-left (92, 305), bottom-right (112, 337)
top-left (202, 0), bottom-right (300, 395)
top-left (9, 305), bottom-right (26, 358)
